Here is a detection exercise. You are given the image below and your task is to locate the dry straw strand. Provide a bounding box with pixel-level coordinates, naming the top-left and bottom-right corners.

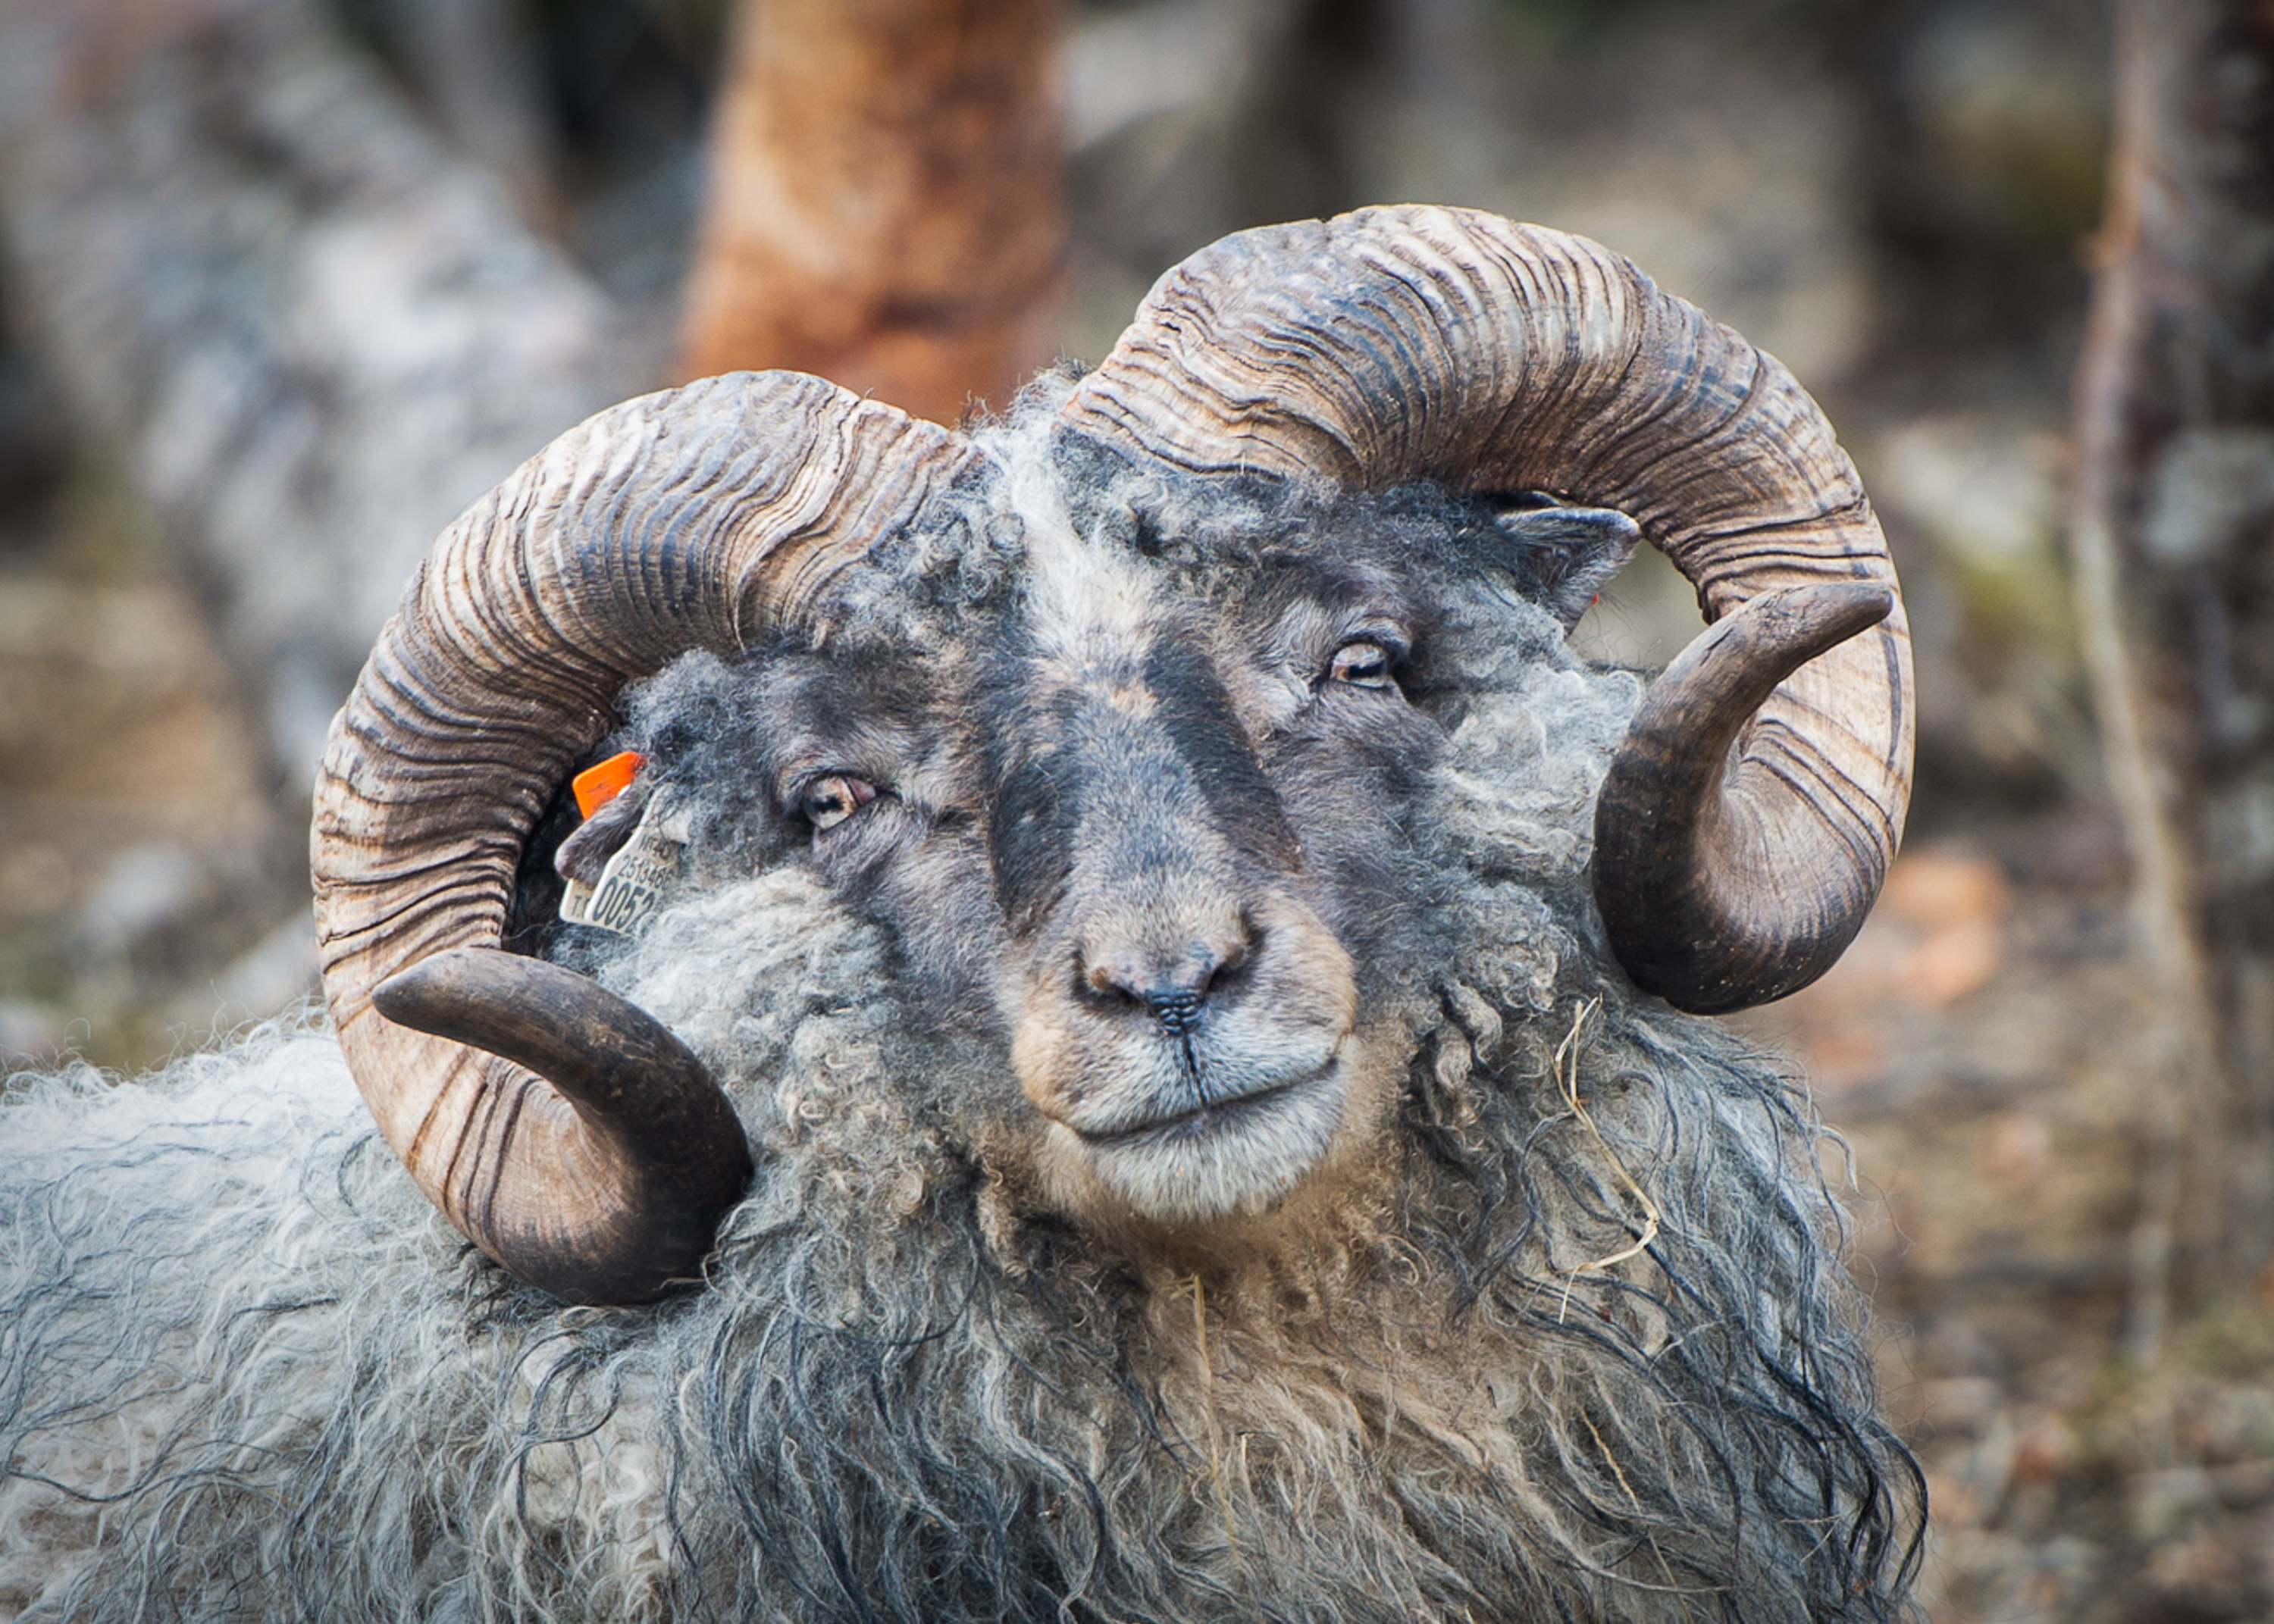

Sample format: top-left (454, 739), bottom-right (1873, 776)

top-left (1553, 999), bottom-right (1663, 1322)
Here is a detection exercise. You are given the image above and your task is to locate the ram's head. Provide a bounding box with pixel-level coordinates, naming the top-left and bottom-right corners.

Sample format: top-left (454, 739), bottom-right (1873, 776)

top-left (312, 208), bottom-right (1912, 1305)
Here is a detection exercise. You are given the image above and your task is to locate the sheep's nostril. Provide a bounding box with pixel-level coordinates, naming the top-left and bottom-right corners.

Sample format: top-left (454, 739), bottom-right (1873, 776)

top-left (1143, 989), bottom-right (1204, 1034)
top-left (1082, 933), bottom-right (1246, 1031)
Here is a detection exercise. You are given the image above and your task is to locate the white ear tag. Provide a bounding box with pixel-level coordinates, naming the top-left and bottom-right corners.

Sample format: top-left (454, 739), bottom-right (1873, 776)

top-left (558, 796), bottom-right (691, 934)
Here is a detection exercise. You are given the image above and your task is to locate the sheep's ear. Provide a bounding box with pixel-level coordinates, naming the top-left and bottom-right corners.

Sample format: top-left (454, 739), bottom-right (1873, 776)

top-left (1490, 499), bottom-right (1643, 631)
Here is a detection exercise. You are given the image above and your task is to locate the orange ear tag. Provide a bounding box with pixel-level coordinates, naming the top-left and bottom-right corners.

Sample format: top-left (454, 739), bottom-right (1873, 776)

top-left (573, 751), bottom-right (647, 819)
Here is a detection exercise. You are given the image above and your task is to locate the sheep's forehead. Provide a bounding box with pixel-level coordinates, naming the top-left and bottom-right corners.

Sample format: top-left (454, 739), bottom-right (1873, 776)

top-left (998, 502), bottom-right (1374, 659)
top-left (1015, 508), bottom-right (1168, 684)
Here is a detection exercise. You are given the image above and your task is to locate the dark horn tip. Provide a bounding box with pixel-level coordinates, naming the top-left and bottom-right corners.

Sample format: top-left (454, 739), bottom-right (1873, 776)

top-left (371, 950), bottom-right (481, 1037)
top-left (1666, 580), bottom-right (1893, 702)
top-left (374, 947), bottom-right (753, 1305)
top-left (374, 948), bottom-right (706, 1103)
top-left (1768, 578), bottom-right (1893, 652)
top-left (374, 947), bottom-right (750, 1160)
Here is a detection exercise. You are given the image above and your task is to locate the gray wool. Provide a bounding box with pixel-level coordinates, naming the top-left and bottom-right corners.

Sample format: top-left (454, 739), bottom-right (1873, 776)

top-left (0, 421), bottom-right (1922, 1623)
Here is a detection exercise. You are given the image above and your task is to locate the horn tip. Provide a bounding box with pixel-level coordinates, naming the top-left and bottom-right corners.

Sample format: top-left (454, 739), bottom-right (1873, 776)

top-left (372, 948), bottom-right (495, 1040)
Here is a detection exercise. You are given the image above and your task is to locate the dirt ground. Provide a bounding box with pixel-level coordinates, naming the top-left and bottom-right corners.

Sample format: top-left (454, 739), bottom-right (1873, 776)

top-left (6, 463), bottom-right (2274, 1622)
top-left (1742, 837), bottom-right (2274, 1623)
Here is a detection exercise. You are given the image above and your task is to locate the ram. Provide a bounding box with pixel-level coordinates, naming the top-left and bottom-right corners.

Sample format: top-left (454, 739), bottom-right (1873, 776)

top-left (0, 208), bottom-right (1921, 1623)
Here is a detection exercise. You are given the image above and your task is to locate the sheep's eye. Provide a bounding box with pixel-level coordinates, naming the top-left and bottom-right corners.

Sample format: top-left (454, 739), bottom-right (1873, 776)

top-left (1327, 640), bottom-right (1398, 690)
top-left (799, 774), bottom-right (877, 831)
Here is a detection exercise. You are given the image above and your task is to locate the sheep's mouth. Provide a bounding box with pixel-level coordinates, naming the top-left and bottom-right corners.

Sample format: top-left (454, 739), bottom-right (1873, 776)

top-left (1073, 1062), bottom-right (1338, 1151)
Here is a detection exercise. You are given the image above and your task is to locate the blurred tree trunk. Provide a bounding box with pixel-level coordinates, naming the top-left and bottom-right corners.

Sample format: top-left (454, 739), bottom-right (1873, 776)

top-left (2070, 0), bottom-right (2274, 1359)
top-left (681, 0), bottom-right (1064, 425)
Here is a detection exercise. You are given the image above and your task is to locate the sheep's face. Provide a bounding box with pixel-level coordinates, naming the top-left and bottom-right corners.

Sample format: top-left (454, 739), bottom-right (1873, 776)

top-left (598, 482), bottom-right (1627, 1234)
top-left (984, 518), bottom-right (1446, 1226)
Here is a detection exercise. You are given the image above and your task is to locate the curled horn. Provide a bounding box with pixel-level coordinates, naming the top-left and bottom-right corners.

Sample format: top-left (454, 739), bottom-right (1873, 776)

top-left (314, 372), bottom-right (979, 1303)
top-left (1056, 205), bottom-right (1912, 1014)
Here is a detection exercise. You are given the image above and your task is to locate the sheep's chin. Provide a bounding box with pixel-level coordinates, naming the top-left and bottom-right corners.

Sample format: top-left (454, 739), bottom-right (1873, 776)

top-left (1073, 1061), bottom-right (1347, 1222)
top-left (1026, 1034), bottom-right (1403, 1233)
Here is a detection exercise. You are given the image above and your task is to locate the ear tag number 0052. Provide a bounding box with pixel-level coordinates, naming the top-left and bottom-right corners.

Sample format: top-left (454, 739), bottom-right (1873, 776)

top-left (558, 793), bottom-right (691, 935)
